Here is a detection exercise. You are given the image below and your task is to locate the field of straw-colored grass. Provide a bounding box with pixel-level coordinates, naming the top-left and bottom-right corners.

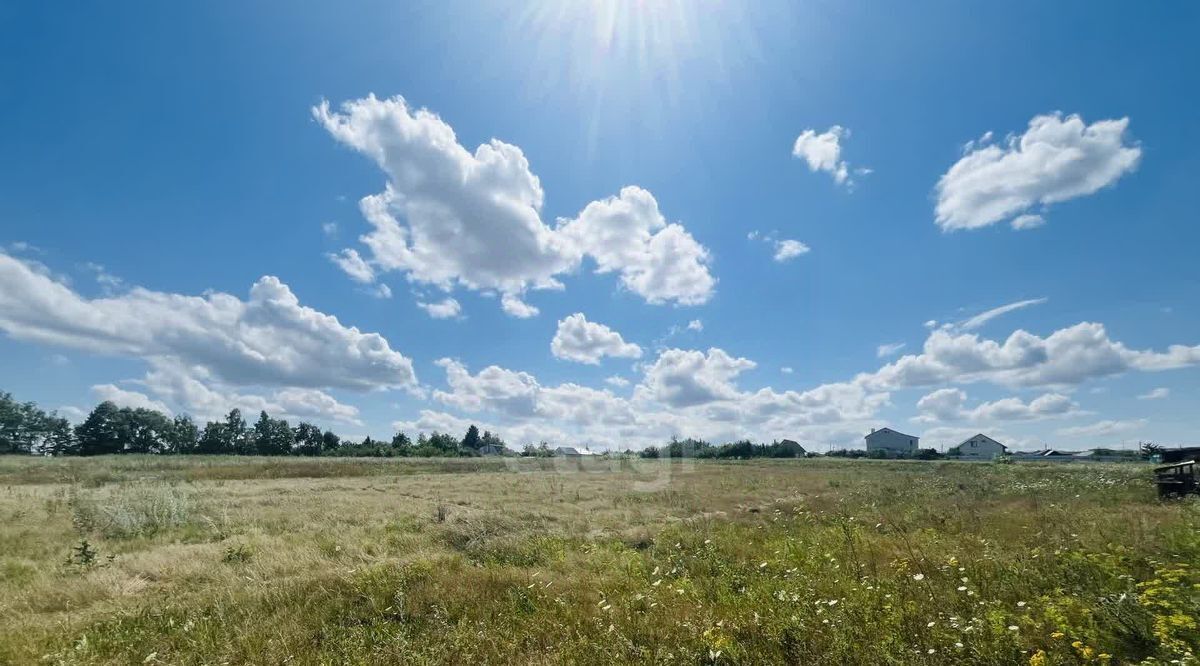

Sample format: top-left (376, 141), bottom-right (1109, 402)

top-left (0, 455), bottom-right (1196, 665)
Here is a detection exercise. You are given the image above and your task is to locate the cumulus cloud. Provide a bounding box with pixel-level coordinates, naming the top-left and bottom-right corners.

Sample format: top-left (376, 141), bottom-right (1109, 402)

top-left (141, 362), bottom-right (362, 425)
top-left (772, 239), bottom-right (810, 262)
top-left (416, 297), bottom-right (462, 320)
top-left (935, 113), bottom-right (1141, 231)
top-left (748, 230), bottom-right (811, 263)
top-left (605, 376), bottom-right (631, 388)
top-left (636, 348), bottom-right (756, 408)
top-left (1056, 419), bottom-right (1147, 439)
top-left (558, 186), bottom-right (714, 305)
top-left (327, 248), bottom-right (376, 284)
top-left (500, 293), bottom-right (539, 318)
top-left (315, 95), bottom-right (714, 313)
top-left (0, 252), bottom-right (417, 392)
top-left (792, 125), bottom-right (864, 186)
top-left (426, 350), bottom-right (890, 450)
top-left (914, 388), bottom-right (1077, 423)
top-left (551, 313), bottom-right (642, 364)
top-left (92, 384), bottom-right (173, 414)
top-left (863, 321), bottom-right (1200, 391)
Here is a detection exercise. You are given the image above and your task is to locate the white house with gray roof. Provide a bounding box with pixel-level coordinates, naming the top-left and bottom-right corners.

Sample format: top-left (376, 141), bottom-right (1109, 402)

top-left (951, 433), bottom-right (1007, 460)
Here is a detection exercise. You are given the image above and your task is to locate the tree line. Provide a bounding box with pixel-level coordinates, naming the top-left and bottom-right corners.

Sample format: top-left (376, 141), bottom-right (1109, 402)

top-left (636, 437), bottom-right (810, 459)
top-left (0, 391), bottom-right (507, 457)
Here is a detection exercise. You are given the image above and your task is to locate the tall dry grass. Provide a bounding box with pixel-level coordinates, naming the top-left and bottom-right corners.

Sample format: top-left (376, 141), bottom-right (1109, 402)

top-left (0, 456), bottom-right (1195, 664)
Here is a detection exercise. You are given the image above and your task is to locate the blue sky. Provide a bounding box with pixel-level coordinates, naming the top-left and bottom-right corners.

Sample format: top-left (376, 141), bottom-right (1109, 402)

top-left (2, 1), bottom-right (1198, 451)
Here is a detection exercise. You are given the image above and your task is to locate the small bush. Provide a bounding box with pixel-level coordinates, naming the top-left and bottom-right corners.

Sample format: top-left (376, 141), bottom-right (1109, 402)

top-left (221, 543), bottom-right (253, 564)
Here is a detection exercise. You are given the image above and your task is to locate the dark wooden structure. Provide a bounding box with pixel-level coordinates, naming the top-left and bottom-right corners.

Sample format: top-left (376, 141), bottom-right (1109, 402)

top-left (1154, 460), bottom-right (1198, 499)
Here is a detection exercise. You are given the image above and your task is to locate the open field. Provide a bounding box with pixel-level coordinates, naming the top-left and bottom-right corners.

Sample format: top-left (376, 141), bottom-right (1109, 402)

top-left (1, 456), bottom-right (1197, 665)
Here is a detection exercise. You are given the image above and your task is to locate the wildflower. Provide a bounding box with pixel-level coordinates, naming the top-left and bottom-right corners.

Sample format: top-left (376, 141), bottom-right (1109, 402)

top-left (928, 621), bottom-right (936, 627)
top-left (759, 562), bottom-right (768, 568)
top-left (928, 649), bottom-right (936, 654)
top-left (1008, 625), bottom-right (1019, 631)
top-left (1017, 601), bottom-right (1026, 608)
top-left (1051, 632), bottom-right (1064, 639)
top-left (955, 642), bottom-right (964, 649)
top-left (913, 573), bottom-right (925, 581)
top-left (958, 586), bottom-right (968, 592)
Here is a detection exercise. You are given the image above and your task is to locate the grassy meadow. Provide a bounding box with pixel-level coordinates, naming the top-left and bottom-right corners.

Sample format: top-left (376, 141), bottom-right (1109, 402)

top-left (0, 455), bottom-right (1197, 665)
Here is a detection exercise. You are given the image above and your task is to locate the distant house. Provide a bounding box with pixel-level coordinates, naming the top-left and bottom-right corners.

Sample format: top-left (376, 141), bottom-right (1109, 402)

top-left (950, 434), bottom-right (1007, 460)
top-left (555, 446), bottom-right (598, 457)
top-left (775, 439), bottom-right (806, 457)
top-left (865, 427), bottom-right (919, 456)
top-left (1038, 449), bottom-right (1079, 462)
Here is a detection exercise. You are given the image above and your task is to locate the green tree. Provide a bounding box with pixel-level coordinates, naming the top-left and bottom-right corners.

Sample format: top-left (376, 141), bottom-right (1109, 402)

top-left (168, 415), bottom-right (199, 454)
top-left (74, 401), bottom-right (125, 456)
top-left (0, 391), bottom-right (52, 454)
top-left (43, 416), bottom-right (77, 456)
top-left (224, 409), bottom-right (251, 455)
top-left (462, 424), bottom-right (481, 451)
top-left (197, 421), bottom-right (230, 454)
top-left (293, 422), bottom-right (323, 456)
top-left (252, 411), bottom-right (293, 455)
top-left (320, 430), bottom-right (340, 454)
top-left (391, 432), bottom-right (412, 456)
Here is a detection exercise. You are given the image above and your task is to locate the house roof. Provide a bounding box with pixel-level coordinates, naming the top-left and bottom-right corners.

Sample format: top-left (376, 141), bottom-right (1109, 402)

top-left (955, 433), bottom-right (1008, 450)
top-left (555, 446), bottom-right (597, 455)
top-left (865, 427), bottom-right (919, 440)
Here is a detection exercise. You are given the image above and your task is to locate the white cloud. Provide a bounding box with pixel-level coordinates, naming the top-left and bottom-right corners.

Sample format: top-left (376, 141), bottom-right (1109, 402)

top-left (956, 298), bottom-right (1048, 332)
top-left (1138, 387), bottom-right (1169, 400)
top-left (433, 358), bottom-right (541, 417)
top-left (558, 186), bottom-right (714, 305)
top-left (91, 384), bottom-right (173, 415)
top-left (56, 405), bottom-right (86, 422)
top-left (687, 319), bottom-right (703, 332)
top-left (424, 350), bottom-right (890, 451)
top-left (551, 313), bottom-right (643, 365)
top-left (792, 126), bottom-right (863, 186)
top-left (636, 348), bottom-right (756, 408)
top-left (772, 239), bottom-right (811, 262)
top-left (315, 96), bottom-right (714, 313)
top-left (914, 388), bottom-right (1077, 423)
top-left (0, 252), bottom-right (417, 392)
top-left (321, 222), bottom-right (339, 237)
top-left (417, 297), bottom-right (462, 320)
top-left (605, 376), bottom-right (631, 388)
top-left (141, 362), bottom-right (362, 425)
top-left (1010, 214), bottom-right (1046, 231)
top-left (935, 113), bottom-right (1141, 231)
top-left (1056, 419), bottom-right (1147, 439)
top-left (781, 366), bottom-right (794, 374)
top-left (877, 342), bottom-right (906, 358)
top-left (864, 321), bottom-right (1200, 390)
top-left (500, 293), bottom-right (539, 318)
top-left (327, 248), bottom-right (376, 284)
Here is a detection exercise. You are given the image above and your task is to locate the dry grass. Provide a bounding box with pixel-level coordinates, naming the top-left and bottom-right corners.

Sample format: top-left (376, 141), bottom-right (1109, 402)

top-left (0, 456), bottom-right (1196, 664)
